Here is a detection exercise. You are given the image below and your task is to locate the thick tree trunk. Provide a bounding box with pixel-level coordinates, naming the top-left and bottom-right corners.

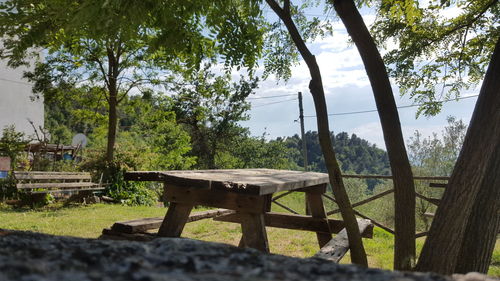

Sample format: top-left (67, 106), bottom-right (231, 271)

top-left (333, 0), bottom-right (416, 271)
top-left (415, 36), bottom-right (500, 274)
top-left (265, 0), bottom-right (367, 266)
top-left (454, 141), bottom-right (500, 273)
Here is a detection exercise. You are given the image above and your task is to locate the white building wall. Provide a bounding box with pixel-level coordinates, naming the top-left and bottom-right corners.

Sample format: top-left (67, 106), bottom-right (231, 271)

top-left (0, 58), bottom-right (44, 139)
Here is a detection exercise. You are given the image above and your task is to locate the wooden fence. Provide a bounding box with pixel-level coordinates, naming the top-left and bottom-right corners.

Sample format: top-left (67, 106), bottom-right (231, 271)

top-left (270, 174), bottom-right (449, 239)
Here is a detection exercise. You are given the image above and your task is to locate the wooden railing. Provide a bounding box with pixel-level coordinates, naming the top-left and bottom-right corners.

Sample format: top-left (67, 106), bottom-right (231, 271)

top-left (270, 174), bottom-right (449, 238)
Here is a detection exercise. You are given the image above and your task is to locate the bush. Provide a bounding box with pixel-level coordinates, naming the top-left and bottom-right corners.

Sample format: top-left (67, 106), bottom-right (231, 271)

top-left (0, 175), bottom-right (17, 201)
top-left (0, 126), bottom-right (29, 170)
top-left (104, 162), bottom-right (158, 206)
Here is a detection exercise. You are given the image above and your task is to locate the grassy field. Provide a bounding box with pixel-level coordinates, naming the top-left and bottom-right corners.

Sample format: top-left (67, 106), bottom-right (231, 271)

top-left (0, 202), bottom-right (498, 276)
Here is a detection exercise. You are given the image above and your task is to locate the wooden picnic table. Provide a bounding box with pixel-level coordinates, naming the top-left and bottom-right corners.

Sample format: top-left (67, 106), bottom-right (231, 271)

top-left (125, 169), bottom-right (332, 253)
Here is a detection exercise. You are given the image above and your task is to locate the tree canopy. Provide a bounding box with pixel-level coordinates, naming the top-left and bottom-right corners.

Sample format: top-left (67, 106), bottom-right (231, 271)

top-left (0, 0), bottom-right (266, 162)
top-left (371, 0), bottom-right (499, 116)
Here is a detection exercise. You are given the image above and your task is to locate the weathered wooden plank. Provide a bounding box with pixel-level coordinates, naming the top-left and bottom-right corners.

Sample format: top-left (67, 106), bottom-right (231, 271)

top-left (164, 185), bottom-right (270, 214)
top-left (415, 232), bottom-right (429, 238)
top-left (423, 212), bottom-right (435, 218)
top-left (14, 171), bottom-right (89, 176)
top-left (429, 182), bottom-right (447, 188)
top-left (213, 212), bottom-right (370, 236)
top-left (322, 193), bottom-right (393, 236)
top-left (293, 184), bottom-right (327, 194)
top-left (271, 200), bottom-right (300, 214)
top-left (124, 171), bottom-right (168, 182)
top-left (29, 187), bottom-right (105, 194)
top-left (240, 212), bottom-right (269, 253)
top-left (14, 174), bottom-right (91, 180)
top-left (353, 210), bottom-right (395, 235)
top-left (112, 209), bottom-right (234, 234)
top-left (272, 190), bottom-right (294, 201)
top-left (415, 192), bottom-right (441, 206)
top-left (306, 190), bottom-right (332, 248)
top-left (313, 219), bottom-right (372, 263)
top-left (342, 174), bottom-right (450, 181)
top-left (157, 202), bottom-right (194, 237)
top-left (327, 189), bottom-right (395, 215)
top-left (17, 182), bottom-right (98, 189)
top-left (126, 169), bottom-right (330, 195)
top-left (101, 228), bottom-right (156, 242)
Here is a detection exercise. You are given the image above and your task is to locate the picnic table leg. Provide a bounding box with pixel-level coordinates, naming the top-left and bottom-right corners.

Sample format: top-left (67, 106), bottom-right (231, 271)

top-left (239, 212), bottom-right (269, 253)
top-left (306, 187), bottom-right (332, 248)
top-left (238, 235), bottom-right (246, 248)
top-left (157, 202), bottom-right (193, 237)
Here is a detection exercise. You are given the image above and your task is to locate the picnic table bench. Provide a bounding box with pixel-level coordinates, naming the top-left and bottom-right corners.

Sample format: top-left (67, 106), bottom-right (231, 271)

top-left (121, 169), bottom-right (372, 255)
top-left (14, 171), bottom-right (105, 203)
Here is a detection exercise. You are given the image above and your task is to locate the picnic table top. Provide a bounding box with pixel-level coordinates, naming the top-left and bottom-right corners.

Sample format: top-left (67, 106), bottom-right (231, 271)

top-left (125, 169), bottom-right (329, 195)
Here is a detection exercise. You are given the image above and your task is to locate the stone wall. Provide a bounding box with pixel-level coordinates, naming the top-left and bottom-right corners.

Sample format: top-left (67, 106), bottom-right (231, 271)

top-left (0, 229), bottom-right (451, 281)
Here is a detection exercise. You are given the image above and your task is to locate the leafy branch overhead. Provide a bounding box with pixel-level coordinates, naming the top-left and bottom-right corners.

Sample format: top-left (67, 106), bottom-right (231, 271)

top-left (371, 0), bottom-right (500, 116)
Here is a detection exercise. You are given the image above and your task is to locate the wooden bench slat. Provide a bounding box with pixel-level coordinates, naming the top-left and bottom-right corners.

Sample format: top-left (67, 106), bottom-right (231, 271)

top-left (14, 174), bottom-right (92, 180)
top-left (111, 209), bottom-right (234, 234)
top-left (30, 187), bottom-right (105, 194)
top-left (313, 219), bottom-right (373, 263)
top-left (214, 212), bottom-right (373, 238)
top-left (14, 172), bottom-right (89, 176)
top-left (17, 182), bottom-right (98, 189)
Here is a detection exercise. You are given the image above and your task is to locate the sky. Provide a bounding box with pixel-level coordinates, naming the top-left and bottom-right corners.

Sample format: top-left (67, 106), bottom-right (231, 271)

top-left (239, 6), bottom-right (479, 150)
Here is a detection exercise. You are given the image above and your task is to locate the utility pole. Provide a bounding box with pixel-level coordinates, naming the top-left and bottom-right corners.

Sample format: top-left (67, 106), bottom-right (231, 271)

top-left (298, 92), bottom-right (308, 171)
top-left (299, 92), bottom-right (311, 215)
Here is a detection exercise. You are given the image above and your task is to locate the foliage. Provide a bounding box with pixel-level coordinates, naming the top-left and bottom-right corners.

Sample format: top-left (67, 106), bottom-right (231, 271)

top-left (284, 131), bottom-right (390, 189)
top-left (122, 93), bottom-right (196, 170)
top-left (370, 0), bottom-right (500, 116)
top-left (407, 116), bottom-right (467, 176)
top-left (220, 134), bottom-right (299, 169)
top-left (103, 163), bottom-right (158, 207)
top-left (0, 0), bottom-right (267, 162)
top-left (262, 1), bottom-right (334, 80)
top-left (406, 116), bottom-right (467, 230)
top-left (0, 126), bottom-right (29, 170)
top-left (43, 84), bottom-right (108, 144)
top-left (0, 126), bottom-right (28, 201)
top-left (0, 176), bottom-right (17, 202)
top-left (170, 63), bottom-right (258, 169)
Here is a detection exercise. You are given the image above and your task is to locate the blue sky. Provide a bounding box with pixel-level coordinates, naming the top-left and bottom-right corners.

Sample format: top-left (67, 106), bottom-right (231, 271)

top-left (239, 7), bottom-right (478, 150)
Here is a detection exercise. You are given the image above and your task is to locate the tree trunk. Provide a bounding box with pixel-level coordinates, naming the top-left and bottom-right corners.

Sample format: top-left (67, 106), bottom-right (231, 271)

top-left (265, 0), bottom-right (367, 266)
top-left (333, 0), bottom-right (416, 271)
top-left (455, 140), bottom-right (500, 273)
top-left (415, 36), bottom-right (500, 274)
top-left (105, 47), bottom-right (120, 164)
top-left (106, 91), bottom-right (118, 163)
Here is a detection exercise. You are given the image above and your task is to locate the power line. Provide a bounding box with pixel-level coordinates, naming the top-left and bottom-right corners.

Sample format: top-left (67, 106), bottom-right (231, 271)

top-left (252, 98), bottom-right (298, 108)
top-left (303, 94), bottom-right (479, 118)
top-left (0, 77), bottom-right (33, 86)
top-left (248, 93), bottom-right (296, 100)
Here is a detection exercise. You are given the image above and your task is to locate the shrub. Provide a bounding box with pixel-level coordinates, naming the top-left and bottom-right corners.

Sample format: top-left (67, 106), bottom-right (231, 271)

top-left (0, 175), bottom-right (17, 201)
top-left (103, 162), bottom-right (158, 206)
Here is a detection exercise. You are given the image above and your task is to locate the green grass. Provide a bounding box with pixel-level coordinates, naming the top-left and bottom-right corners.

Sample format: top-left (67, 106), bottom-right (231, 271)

top-left (0, 202), bottom-right (498, 276)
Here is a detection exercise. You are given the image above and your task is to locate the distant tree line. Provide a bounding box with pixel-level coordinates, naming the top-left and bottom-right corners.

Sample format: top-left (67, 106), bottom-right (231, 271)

top-left (282, 131), bottom-right (390, 189)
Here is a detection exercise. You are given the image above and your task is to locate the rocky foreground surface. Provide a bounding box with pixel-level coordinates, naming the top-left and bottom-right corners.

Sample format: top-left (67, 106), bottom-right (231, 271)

top-left (0, 229), bottom-right (494, 281)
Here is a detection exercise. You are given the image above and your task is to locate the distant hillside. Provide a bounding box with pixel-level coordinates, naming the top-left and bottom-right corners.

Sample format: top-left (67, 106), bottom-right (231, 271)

top-left (282, 131), bottom-right (390, 188)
